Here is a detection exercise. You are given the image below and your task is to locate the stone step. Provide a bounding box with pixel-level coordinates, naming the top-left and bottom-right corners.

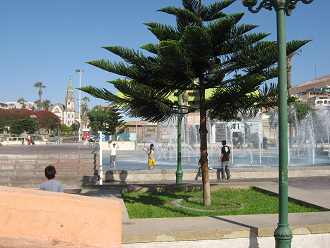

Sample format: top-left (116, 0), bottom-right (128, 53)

top-left (0, 154), bottom-right (99, 159)
top-left (0, 168), bottom-right (97, 176)
top-left (0, 163), bottom-right (98, 170)
top-left (0, 175), bottom-right (98, 189)
top-left (0, 158), bottom-right (98, 165)
top-left (0, 151), bottom-right (100, 189)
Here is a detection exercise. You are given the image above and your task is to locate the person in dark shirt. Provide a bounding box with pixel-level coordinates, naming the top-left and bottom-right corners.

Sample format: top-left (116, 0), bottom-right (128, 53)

top-left (220, 140), bottom-right (231, 179)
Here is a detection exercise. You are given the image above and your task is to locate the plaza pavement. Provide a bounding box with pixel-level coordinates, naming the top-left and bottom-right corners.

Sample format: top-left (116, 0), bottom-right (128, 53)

top-left (0, 144), bottom-right (329, 247)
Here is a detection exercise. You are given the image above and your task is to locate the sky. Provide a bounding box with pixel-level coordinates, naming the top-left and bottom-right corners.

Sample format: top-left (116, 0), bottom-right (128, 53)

top-left (1, 0), bottom-right (329, 117)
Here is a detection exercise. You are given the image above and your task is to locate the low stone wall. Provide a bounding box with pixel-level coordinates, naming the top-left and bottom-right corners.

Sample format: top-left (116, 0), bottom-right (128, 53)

top-left (100, 141), bottom-right (135, 151)
top-left (0, 186), bottom-right (122, 247)
top-left (102, 166), bottom-right (330, 182)
top-left (1, 140), bottom-right (48, 146)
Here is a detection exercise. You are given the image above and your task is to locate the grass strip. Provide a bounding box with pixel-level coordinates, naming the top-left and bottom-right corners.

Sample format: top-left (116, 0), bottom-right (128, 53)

top-left (121, 187), bottom-right (323, 219)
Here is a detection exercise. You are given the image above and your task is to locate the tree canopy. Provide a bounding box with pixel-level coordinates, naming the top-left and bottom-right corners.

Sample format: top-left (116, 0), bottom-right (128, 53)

top-left (80, 0), bottom-right (310, 205)
top-left (87, 105), bottom-right (127, 138)
top-left (0, 109), bottom-right (61, 134)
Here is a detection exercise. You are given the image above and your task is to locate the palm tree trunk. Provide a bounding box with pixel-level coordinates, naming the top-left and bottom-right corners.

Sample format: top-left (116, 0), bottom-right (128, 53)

top-left (199, 78), bottom-right (211, 206)
top-left (38, 88), bottom-right (42, 111)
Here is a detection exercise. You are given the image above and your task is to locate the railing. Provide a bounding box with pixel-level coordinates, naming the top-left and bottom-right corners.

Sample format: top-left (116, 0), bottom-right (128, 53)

top-left (53, 138), bottom-right (63, 145)
top-left (47, 138), bottom-right (63, 145)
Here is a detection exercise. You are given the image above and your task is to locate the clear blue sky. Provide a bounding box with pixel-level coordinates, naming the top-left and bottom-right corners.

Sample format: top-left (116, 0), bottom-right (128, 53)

top-left (1, 0), bottom-right (328, 114)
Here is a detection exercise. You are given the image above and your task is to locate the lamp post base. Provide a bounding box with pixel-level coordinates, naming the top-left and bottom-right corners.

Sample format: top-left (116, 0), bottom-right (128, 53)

top-left (274, 224), bottom-right (293, 248)
top-left (176, 169), bottom-right (183, 184)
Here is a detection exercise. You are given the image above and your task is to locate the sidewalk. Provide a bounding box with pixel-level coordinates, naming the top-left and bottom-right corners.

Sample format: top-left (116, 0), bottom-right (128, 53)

top-left (1, 177), bottom-right (329, 247)
top-left (79, 177), bottom-right (330, 246)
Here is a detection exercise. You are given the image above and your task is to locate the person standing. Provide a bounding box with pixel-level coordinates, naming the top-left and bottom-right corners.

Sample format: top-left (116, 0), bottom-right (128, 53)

top-left (40, 165), bottom-right (64, 193)
top-left (220, 140), bottom-right (231, 179)
top-left (195, 158), bottom-right (202, 180)
top-left (110, 142), bottom-right (119, 166)
top-left (27, 134), bottom-right (31, 145)
top-left (147, 144), bottom-right (156, 170)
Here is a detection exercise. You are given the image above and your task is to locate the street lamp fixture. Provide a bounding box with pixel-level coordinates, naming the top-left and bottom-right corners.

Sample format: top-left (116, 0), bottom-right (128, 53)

top-left (241, 1), bottom-right (314, 248)
top-left (76, 69), bottom-right (85, 141)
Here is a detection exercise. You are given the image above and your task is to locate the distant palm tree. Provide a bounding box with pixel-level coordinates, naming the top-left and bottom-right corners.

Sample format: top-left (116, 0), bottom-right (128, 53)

top-left (17, 97), bottom-right (27, 109)
top-left (42, 99), bottom-right (53, 110)
top-left (34, 82), bottom-right (46, 111)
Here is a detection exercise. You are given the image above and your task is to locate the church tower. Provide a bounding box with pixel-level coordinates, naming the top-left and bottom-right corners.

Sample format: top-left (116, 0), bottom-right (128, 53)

top-left (50, 78), bottom-right (78, 127)
top-left (64, 78), bottom-right (76, 126)
top-left (65, 78), bottom-right (75, 111)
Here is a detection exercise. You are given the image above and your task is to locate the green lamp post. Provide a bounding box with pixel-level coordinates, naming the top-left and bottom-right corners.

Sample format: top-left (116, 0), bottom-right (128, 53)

top-left (176, 93), bottom-right (183, 184)
top-left (240, 1), bottom-right (314, 247)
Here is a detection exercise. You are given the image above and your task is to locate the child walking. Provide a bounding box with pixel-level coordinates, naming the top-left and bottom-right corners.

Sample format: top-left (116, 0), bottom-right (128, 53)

top-left (147, 144), bottom-right (156, 170)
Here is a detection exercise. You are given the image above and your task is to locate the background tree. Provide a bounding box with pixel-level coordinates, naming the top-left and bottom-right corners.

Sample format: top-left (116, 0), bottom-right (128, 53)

top-left (70, 123), bottom-right (79, 134)
top-left (268, 108), bottom-right (278, 143)
top-left (81, 0), bottom-right (309, 205)
top-left (34, 82), bottom-right (46, 111)
top-left (81, 96), bottom-right (90, 130)
top-left (60, 124), bottom-right (71, 135)
top-left (292, 102), bottom-right (311, 121)
top-left (87, 105), bottom-right (127, 138)
top-left (81, 97), bottom-right (90, 114)
top-left (36, 110), bottom-right (61, 134)
top-left (288, 102), bottom-right (310, 147)
top-left (0, 109), bottom-right (60, 135)
top-left (17, 97), bottom-right (27, 109)
top-left (87, 105), bottom-right (106, 133)
top-left (10, 118), bottom-right (36, 135)
top-left (42, 99), bottom-right (53, 110)
top-left (103, 106), bottom-right (127, 139)
top-left (34, 99), bottom-right (52, 110)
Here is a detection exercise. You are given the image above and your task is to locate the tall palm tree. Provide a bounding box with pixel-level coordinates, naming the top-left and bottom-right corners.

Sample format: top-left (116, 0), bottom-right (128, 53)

top-left (34, 82), bottom-right (46, 111)
top-left (81, 0), bottom-right (309, 205)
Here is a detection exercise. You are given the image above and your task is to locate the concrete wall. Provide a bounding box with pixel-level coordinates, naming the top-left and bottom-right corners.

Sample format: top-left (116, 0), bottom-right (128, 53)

top-left (0, 186), bottom-right (122, 247)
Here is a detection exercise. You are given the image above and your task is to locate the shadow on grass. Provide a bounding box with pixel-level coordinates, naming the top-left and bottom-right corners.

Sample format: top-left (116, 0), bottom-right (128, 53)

top-left (122, 190), bottom-right (204, 217)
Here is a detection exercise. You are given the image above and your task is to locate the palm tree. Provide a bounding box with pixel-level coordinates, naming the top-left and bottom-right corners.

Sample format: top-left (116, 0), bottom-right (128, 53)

top-left (34, 82), bottom-right (46, 111)
top-left (81, 0), bottom-right (309, 206)
top-left (17, 97), bottom-right (27, 109)
top-left (42, 99), bottom-right (52, 111)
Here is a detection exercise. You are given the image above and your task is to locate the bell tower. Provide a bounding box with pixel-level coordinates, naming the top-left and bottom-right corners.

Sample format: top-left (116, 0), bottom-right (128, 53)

top-left (64, 78), bottom-right (76, 126)
top-left (65, 78), bottom-right (75, 111)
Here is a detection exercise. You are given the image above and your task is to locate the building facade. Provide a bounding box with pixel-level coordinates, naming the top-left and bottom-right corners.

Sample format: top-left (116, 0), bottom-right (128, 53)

top-left (6, 101), bottom-right (37, 110)
top-left (289, 74), bottom-right (330, 108)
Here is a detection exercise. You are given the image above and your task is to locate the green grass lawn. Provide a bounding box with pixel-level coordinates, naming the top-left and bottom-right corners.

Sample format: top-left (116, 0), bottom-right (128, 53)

top-left (121, 187), bottom-right (323, 219)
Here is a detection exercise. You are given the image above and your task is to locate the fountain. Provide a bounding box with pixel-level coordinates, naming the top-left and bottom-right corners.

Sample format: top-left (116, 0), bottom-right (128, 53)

top-left (103, 109), bottom-right (330, 170)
